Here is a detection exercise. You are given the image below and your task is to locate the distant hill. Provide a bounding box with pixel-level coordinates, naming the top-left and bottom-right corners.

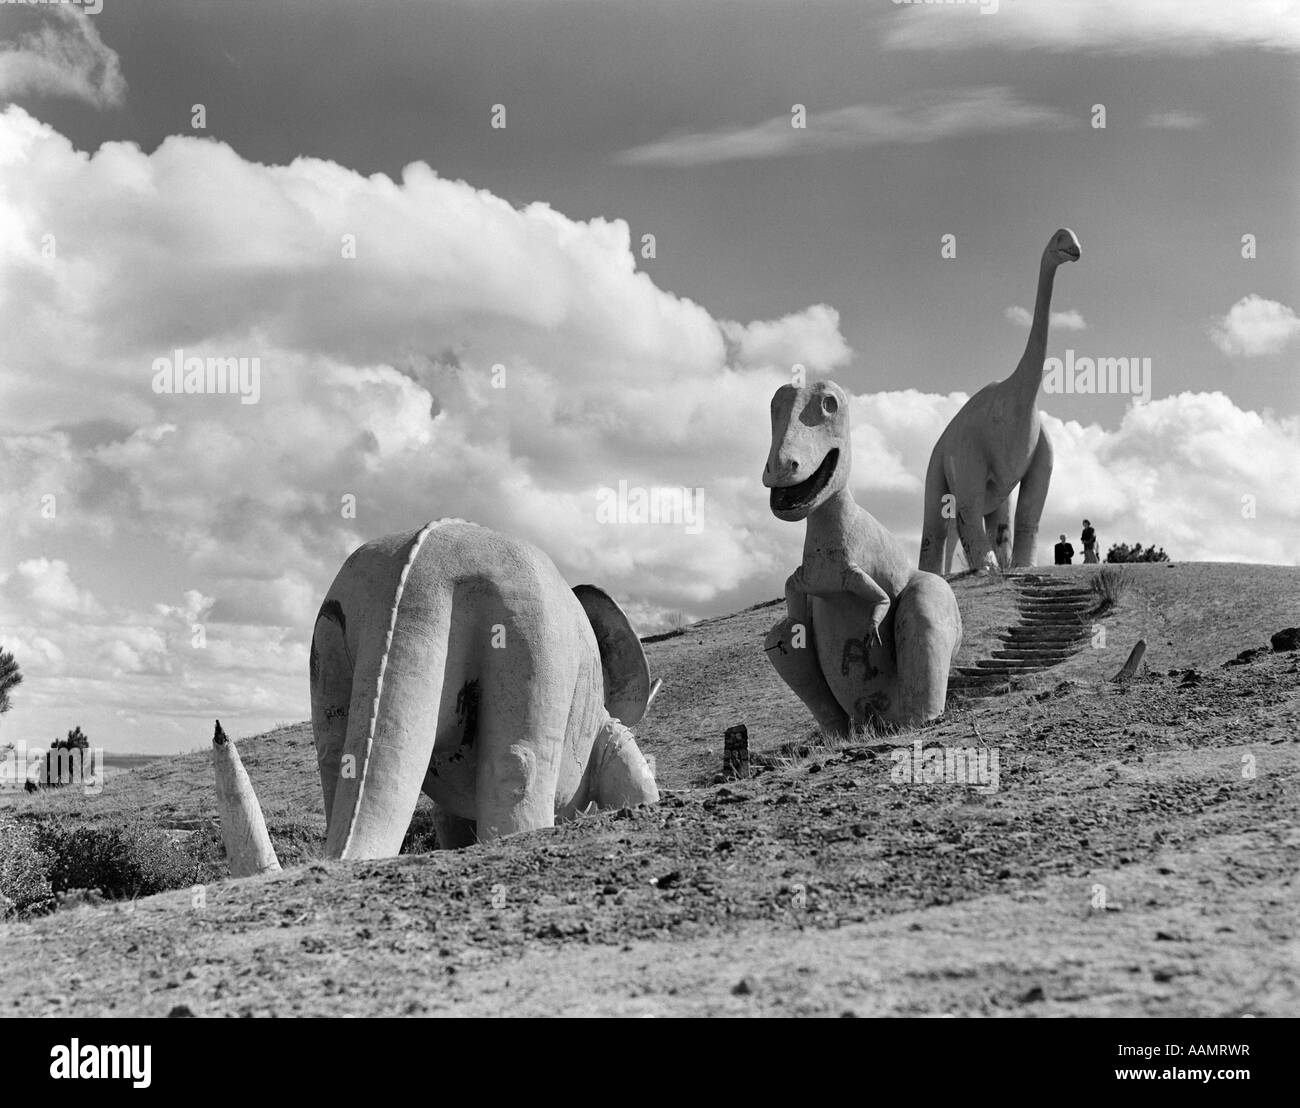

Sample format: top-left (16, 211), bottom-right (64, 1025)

top-left (9, 561), bottom-right (1296, 839)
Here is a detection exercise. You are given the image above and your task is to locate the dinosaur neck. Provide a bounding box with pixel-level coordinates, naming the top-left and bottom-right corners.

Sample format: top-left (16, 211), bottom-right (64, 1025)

top-left (1013, 255), bottom-right (1057, 392)
top-left (806, 485), bottom-right (858, 540)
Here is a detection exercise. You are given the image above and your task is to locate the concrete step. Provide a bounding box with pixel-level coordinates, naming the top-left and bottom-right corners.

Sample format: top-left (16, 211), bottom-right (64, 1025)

top-left (963, 660), bottom-right (1052, 673)
top-left (991, 649), bottom-right (1077, 661)
top-left (1019, 601), bottom-right (1093, 610)
top-left (1018, 601), bottom-right (1093, 611)
top-left (1017, 612), bottom-right (1090, 621)
top-left (998, 632), bottom-right (1092, 639)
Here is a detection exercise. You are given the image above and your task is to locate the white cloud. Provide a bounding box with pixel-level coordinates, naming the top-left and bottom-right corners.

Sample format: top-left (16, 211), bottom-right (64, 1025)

top-left (614, 88), bottom-right (1074, 167)
top-left (0, 106), bottom-right (841, 749)
top-left (1210, 295), bottom-right (1300, 357)
top-left (6, 558), bottom-right (102, 617)
top-left (1004, 305), bottom-right (1087, 331)
top-left (0, 7), bottom-right (125, 108)
top-left (885, 0), bottom-right (1300, 55)
top-left (722, 305), bottom-right (851, 374)
top-left (1042, 393), bottom-right (1300, 564)
top-left (1, 107), bottom-right (1295, 753)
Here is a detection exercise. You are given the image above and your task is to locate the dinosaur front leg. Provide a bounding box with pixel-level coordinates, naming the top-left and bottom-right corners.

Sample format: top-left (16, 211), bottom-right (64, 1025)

top-left (985, 500), bottom-right (1012, 570)
top-left (1012, 430), bottom-right (1054, 567)
top-left (765, 570), bottom-right (851, 735)
top-left (591, 717), bottom-right (659, 810)
top-left (838, 562), bottom-right (891, 642)
top-left (955, 499), bottom-right (998, 573)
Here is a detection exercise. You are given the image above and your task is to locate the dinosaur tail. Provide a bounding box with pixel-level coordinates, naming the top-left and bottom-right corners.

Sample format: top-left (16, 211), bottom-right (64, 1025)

top-left (324, 523), bottom-right (454, 860)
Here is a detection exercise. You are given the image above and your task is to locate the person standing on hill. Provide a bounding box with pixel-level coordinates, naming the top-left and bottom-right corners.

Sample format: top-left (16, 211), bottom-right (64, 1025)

top-left (1054, 534), bottom-right (1075, 565)
top-left (1081, 519), bottom-right (1098, 564)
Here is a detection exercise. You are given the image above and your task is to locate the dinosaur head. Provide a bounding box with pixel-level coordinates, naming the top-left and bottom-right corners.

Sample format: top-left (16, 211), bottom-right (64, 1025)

top-left (1046, 227), bottom-right (1081, 267)
top-left (763, 380), bottom-right (851, 522)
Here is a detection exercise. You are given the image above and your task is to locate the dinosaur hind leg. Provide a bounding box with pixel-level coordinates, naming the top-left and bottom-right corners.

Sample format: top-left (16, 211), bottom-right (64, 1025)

top-left (764, 615), bottom-right (851, 735)
top-left (943, 522), bottom-right (959, 575)
top-left (1012, 430), bottom-right (1054, 568)
top-left (310, 605), bottom-right (353, 829)
top-left (919, 448), bottom-right (951, 574)
top-left (891, 571), bottom-right (963, 723)
top-left (472, 610), bottom-right (575, 843)
top-left (946, 454), bottom-right (998, 574)
top-left (985, 500), bottom-right (1012, 570)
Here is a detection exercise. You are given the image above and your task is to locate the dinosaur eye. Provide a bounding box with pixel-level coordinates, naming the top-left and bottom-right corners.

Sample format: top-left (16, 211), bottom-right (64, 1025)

top-left (821, 395), bottom-right (839, 416)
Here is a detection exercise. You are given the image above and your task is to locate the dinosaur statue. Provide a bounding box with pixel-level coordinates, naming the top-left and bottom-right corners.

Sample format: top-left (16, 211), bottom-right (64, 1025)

top-left (308, 520), bottom-right (660, 858)
top-left (215, 520), bottom-right (661, 866)
top-left (762, 381), bottom-right (962, 731)
top-left (919, 227), bottom-right (1082, 574)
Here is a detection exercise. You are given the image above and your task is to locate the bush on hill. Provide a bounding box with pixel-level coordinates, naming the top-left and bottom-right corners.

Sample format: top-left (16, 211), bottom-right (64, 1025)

top-left (1106, 542), bottom-right (1170, 563)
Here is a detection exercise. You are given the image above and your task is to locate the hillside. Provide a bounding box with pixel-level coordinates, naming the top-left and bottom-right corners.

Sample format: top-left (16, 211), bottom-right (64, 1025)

top-left (1, 562), bottom-right (1298, 1016)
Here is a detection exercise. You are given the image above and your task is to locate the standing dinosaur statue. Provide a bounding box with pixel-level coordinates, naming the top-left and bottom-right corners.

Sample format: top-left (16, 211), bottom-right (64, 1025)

top-left (763, 381), bottom-right (962, 731)
top-left (919, 227), bottom-right (1082, 574)
top-left (216, 520), bottom-right (661, 865)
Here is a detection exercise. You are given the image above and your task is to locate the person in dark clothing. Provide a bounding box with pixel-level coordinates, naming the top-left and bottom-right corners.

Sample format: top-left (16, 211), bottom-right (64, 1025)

top-left (1054, 534), bottom-right (1075, 565)
top-left (1081, 519), bottom-right (1098, 563)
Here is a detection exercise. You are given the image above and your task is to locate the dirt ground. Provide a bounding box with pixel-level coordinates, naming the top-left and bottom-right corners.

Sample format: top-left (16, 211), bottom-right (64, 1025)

top-left (1, 563), bottom-right (1297, 1017)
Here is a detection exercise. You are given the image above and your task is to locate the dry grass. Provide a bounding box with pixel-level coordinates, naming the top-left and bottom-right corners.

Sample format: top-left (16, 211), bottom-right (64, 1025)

top-left (1089, 566), bottom-right (1131, 615)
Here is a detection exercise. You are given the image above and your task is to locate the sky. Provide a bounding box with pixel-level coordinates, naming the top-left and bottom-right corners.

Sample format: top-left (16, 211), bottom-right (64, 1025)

top-left (0, 0), bottom-right (1297, 753)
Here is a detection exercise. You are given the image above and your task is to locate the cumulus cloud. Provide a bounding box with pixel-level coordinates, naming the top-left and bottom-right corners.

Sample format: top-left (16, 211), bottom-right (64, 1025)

top-left (1004, 305), bottom-right (1087, 331)
top-left (1210, 295), bottom-right (1300, 357)
top-left (721, 305), bottom-right (851, 374)
top-left (1043, 394), bottom-right (1300, 565)
top-left (5, 558), bottom-right (102, 617)
top-left (0, 106), bottom-right (1295, 753)
top-left (0, 7), bottom-right (125, 108)
top-left (884, 0), bottom-right (1300, 55)
top-left (614, 88), bottom-right (1074, 167)
top-left (0, 106), bottom-right (838, 749)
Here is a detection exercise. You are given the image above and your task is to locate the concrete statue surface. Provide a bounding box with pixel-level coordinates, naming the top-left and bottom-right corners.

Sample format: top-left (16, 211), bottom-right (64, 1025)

top-left (763, 381), bottom-right (962, 731)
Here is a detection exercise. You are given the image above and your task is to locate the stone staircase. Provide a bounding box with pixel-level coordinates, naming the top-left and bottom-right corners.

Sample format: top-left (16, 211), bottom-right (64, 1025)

top-left (947, 573), bottom-right (1096, 700)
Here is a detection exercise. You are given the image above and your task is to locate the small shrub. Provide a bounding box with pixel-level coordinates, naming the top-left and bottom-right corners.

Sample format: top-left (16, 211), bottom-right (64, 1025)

top-left (400, 802), bottom-right (441, 854)
top-left (0, 819), bottom-right (54, 917)
top-left (1091, 567), bottom-right (1131, 613)
top-left (1106, 542), bottom-right (1170, 564)
top-left (36, 821), bottom-right (202, 900)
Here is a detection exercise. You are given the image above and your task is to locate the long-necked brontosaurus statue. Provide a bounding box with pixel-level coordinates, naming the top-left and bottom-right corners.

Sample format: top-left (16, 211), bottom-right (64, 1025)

top-left (919, 228), bottom-right (1081, 574)
top-left (763, 381), bottom-right (962, 731)
top-left (309, 520), bottom-right (660, 857)
top-left (216, 520), bottom-right (661, 866)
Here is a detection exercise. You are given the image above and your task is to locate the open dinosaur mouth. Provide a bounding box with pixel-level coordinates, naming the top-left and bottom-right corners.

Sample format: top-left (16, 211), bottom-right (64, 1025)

top-left (770, 449), bottom-right (839, 514)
